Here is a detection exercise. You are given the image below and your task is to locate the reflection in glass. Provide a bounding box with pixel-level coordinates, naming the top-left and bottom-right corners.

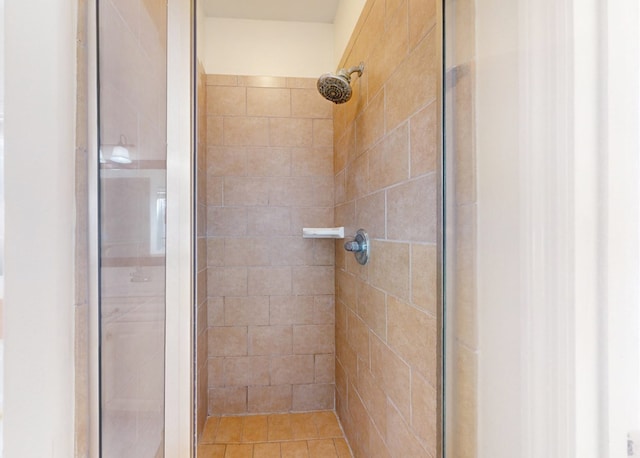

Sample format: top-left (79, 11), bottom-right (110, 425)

top-left (97, 0), bottom-right (167, 455)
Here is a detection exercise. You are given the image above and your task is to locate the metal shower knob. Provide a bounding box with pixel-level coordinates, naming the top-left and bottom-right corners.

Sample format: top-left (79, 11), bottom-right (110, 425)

top-left (343, 229), bottom-right (370, 265)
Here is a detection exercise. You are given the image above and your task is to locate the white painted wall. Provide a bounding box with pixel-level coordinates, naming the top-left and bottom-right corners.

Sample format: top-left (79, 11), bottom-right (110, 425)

top-left (474, 0), bottom-right (640, 456)
top-left (334, 0), bottom-right (367, 65)
top-left (4, 0), bottom-right (76, 456)
top-left (202, 17), bottom-right (334, 77)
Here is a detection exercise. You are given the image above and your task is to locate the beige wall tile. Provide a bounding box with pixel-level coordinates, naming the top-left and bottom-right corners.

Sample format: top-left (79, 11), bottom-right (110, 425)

top-left (346, 151), bottom-right (369, 202)
top-left (271, 355), bottom-right (315, 385)
top-left (208, 326), bottom-right (248, 357)
top-left (356, 366), bottom-right (387, 435)
top-left (224, 176), bottom-right (270, 206)
top-left (248, 385), bottom-right (293, 413)
top-left (385, 29), bottom-right (438, 132)
top-left (411, 243), bottom-right (438, 314)
top-left (368, 0), bottom-right (409, 98)
top-left (208, 386), bottom-right (247, 415)
top-left (247, 87), bottom-right (291, 118)
top-left (368, 122), bottom-right (410, 192)
top-left (387, 296), bottom-right (437, 384)
top-left (224, 296), bottom-right (270, 326)
top-left (292, 266), bottom-right (335, 295)
top-left (223, 356), bottom-right (270, 386)
top-left (369, 241), bottom-right (410, 301)
top-left (292, 147), bottom-right (334, 177)
top-left (411, 370), bottom-right (438, 455)
top-left (292, 88), bottom-right (333, 119)
top-left (334, 123), bottom-right (354, 173)
top-left (335, 169), bottom-right (347, 205)
top-left (223, 237), bottom-right (270, 267)
top-left (346, 386), bottom-right (372, 456)
top-left (313, 119), bottom-right (334, 148)
top-left (224, 117), bottom-right (270, 146)
top-left (208, 357), bottom-right (224, 387)
top-left (269, 237), bottom-right (313, 266)
top-left (386, 174), bottom-right (437, 243)
top-left (248, 325), bottom-right (293, 355)
top-left (239, 75), bottom-right (287, 88)
top-left (293, 325), bottom-right (335, 354)
top-left (410, 97), bottom-right (438, 178)
top-left (207, 146), bottom-right (247, 177)
top-left (270, 118), bottom-right (313, 147)
top-left (315, 354), bottom-right (335, 383)
top-left (314, 296), bottom-right (335, 325)
top-left (207, 116), bottom-right (223, 146)
top-left (355, 90), bottom-right (384, 155)
top-left (355, 191), bottom-right (386, 239)
top-left (208, 297), bottom-right (224, 327)
top-left (207, 238), bottom-right (224, 267)
top-left (207, 86), bottom-right (246, 116)
top-left (246, 147), bottom-right (291, 176)
top-left (346, 310), bottom-right (370, 362)
top-left (335, 359), bottom-right (348, 403)
top-left (336, 269), bottom-right (357, 311)
top-left (247, 207), bottom-right (291, 236)
top-left (208, 267), bottom-right (248, 297)
top-left (207, 74), bottom-right (238, 86)
top-left (287, 77), bottom-right (316, 89)
top-left (312, 239), bottom-right (336, 266)
top-left (292, 384), bottom-right (334, 411)
top-left (370, 334), bottom-right (411, 421)
top-left (385, 401), bottom-right (431, 457)
top-left (248, 267), bottom-right (292, 296)
top-left (356, 280), bottom-right (387, 339)
top-left (207, 176), bottom-right (224, 206)
top-left (368, 424), bottom-right (391, 458)
top-left (269, 295), bottom-right (315, 325)
top-left (207, 207), bottom-right (247, 237)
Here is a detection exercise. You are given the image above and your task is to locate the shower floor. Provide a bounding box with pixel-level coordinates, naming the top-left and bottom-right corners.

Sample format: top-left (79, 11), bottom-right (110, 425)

top-left (197, 411), bottom-right (353, 458)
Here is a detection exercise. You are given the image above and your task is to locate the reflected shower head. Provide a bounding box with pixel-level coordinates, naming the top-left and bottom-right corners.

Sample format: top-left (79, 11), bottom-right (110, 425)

top-left (317, 63), bottom-right (364, 104)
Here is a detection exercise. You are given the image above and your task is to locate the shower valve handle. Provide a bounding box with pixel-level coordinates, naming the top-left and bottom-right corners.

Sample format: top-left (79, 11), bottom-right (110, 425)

top-left (344, 240), bottom-right (362, 252)
top-left (343, 229), bottom-right (370, 265)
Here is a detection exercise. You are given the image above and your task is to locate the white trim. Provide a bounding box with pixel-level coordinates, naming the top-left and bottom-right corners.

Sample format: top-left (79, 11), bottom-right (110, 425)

top-left (165, 0), bottom-right (194, 455)
top-left (518, 0), bottom-right (576, 454)
top-left (572, 0), bottom-right (603, 454)
top-left (4, 0), bottom-right (77, 455)
top-left (603, 0), bottom-right (640, 454)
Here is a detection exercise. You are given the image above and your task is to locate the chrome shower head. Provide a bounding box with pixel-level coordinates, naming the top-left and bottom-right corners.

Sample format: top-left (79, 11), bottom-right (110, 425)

top-left (317, 63), bottom-right (364, 104)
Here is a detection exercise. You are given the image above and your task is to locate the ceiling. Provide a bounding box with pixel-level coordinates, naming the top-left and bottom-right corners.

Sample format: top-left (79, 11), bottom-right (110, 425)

top-left (201, 0), bottom-right (341, 24)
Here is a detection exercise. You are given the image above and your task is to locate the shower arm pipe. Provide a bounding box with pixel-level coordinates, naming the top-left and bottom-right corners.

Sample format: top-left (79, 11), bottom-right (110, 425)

top-left (342, 63), bottom-right (364, 79)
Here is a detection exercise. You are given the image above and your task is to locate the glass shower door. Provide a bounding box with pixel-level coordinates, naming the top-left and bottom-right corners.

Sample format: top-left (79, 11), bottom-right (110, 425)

top-left (97, 0), bottom-right (168, 455)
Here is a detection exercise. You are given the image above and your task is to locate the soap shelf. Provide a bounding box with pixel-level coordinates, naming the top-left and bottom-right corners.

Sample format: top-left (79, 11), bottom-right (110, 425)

top-left (302, 227), bottom-right (345, 239)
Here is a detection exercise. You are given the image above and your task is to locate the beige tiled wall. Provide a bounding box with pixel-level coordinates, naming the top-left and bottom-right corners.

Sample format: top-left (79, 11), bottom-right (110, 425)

top-left (196, 60), bottom-right (209, 440)
top-left (333, 0), bottom-right (440, 456)
top-left (205, 75), bottom-right (336, 415)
